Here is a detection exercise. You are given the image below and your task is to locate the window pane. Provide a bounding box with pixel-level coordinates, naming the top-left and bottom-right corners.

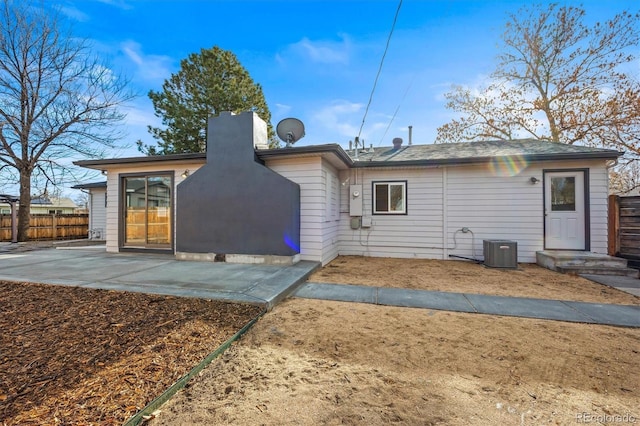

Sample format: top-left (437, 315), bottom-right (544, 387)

top-left (124, 177), bottom-right (146, 245)
top-left (551, 177), bottom-right (576, 211)
top-left (375, 184), bottom-right (388, 212)
top-left (389, 184), bottom-right (404, 212)
top-left (147, 176), bottom-right (171, 245)
top-left (126, 177), bottom-right (146, 207)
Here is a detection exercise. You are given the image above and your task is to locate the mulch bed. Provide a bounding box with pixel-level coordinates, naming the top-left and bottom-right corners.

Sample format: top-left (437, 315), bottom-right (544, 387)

top-left (0, 281), bottom-right (262, 425)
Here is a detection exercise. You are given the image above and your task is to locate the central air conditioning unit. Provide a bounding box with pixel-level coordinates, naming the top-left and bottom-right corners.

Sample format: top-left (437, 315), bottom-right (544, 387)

top-left (483, 240), bottom-right (517, 269)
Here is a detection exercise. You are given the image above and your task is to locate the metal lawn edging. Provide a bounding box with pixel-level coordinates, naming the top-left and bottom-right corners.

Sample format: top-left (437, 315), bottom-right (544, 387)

top-left (123, 309), bottom-right (265, 426)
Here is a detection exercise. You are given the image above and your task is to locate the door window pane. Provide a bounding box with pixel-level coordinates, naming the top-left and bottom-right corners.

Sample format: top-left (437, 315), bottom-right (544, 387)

top-left (551, 177), bottom-right (576, 211)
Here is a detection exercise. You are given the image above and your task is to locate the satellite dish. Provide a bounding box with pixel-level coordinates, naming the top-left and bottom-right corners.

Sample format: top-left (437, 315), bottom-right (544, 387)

top-left (276, 118), bottom-right (305, 148)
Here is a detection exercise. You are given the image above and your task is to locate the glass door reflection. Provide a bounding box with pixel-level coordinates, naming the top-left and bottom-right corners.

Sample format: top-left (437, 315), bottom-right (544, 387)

top-left (123, 175), bottom-right (172, 248)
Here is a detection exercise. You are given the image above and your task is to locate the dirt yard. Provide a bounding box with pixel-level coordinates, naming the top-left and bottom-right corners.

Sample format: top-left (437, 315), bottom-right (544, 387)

top-left (310, 256), bottom-right (640, 305)
top-left (153, 257), bottom-right (639, 425)
top-left (0, 281), bottom-right (262, 425)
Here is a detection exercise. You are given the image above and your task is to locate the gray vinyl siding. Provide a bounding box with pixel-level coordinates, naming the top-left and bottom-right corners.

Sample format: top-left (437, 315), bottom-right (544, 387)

top-left (321, 159), bottom-right (340, 264)
top-left (89, 188), bottom-right (107, 238)
top-left (445, 164), bottom-right (542, 262)
top-left (338, 159), bottom-right (610, 263)
top-left (266, 157), bottom-right (324, 262)
top-left (265, 157), bottom-right (341, 265)
top-left (586, 161), bottom-right (609, 255)
top-left (338, 167), bottom-right (445, 259)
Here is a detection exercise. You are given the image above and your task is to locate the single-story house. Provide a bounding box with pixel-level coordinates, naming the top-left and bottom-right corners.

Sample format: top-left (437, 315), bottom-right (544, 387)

top-left (74, 111), bottom-right (622, 265)
top-left (72, 181), bottom-right (107, 240)
top-left (0, 197), bottom-right (78, 215)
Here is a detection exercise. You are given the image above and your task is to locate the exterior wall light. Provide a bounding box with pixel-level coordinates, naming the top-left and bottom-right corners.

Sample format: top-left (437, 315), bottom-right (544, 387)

top-left (181, 170), bottom-right (190, 178)
top-left (530, 177), bottom-right (540, 184)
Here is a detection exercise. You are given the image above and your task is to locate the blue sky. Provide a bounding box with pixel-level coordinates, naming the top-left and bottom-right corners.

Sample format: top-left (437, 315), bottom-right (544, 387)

top-left (55, 0), bottom-right (637, 156)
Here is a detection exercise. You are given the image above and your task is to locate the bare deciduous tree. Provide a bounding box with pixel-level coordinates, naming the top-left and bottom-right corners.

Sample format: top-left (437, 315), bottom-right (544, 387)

top-left (436, 4), bottom-right (640, 192)
top-left (0, 1), bottom-right (134, 240)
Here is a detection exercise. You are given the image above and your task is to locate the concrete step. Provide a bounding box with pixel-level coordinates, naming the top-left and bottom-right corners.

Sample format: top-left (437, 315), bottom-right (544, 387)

top-left (557, 266), bottom-right (640, 278)
top-left (537, 251), bottom-right (629, 269)
top-left (536, 251), bottom-right (640, 278)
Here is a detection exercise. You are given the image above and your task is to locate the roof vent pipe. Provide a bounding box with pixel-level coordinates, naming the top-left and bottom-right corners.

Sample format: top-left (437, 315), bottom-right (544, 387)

top-left (354, 136), bottom-right (360, 160)
top-left (408, 125), bottom-right (413, 145)
top-left (393, 137), bottom-right (403, 150)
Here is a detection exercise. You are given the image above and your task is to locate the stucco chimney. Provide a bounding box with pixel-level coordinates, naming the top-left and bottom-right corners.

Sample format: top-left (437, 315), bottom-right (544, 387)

top-left (206, 111), bottom-right (266, 162)
top-left (176, 111), bottom-right (301, 262)
top-left (392, 137), bottom-right (403, 150)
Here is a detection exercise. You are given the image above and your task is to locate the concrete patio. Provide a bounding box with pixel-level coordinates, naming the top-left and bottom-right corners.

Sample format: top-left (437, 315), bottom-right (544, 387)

top-left (0, 246), bottom-right (318, 310)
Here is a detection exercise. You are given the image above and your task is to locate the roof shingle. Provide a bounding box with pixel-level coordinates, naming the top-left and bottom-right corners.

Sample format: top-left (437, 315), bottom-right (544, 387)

top-left (350, 139), bottom-right (622, 165)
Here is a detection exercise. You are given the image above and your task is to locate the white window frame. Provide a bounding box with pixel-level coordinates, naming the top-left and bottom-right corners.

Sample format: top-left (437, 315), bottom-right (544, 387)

top-left (372, 181), bottom-right (407, 215)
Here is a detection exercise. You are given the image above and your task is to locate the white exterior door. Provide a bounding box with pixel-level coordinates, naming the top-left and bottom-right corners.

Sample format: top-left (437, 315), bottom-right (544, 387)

top-left (544, 171), bottom-right (586, 249)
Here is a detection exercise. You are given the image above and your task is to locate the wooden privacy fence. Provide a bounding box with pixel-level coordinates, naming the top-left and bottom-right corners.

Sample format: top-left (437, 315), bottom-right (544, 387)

top-left (608, 195), bottom-right (640, 263)
top-left (0, 214), bottom-right (89, 242)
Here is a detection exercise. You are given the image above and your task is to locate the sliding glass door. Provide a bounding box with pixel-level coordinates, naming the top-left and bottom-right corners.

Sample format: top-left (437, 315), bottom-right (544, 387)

top-left (122, 174), bottom-right (172, 249)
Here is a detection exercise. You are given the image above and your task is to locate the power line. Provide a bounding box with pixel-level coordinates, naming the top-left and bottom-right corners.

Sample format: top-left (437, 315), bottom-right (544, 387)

top-left (356, 0), bottom-right (403, 141)
top-left (377, 74), bottom-right (415, 146)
